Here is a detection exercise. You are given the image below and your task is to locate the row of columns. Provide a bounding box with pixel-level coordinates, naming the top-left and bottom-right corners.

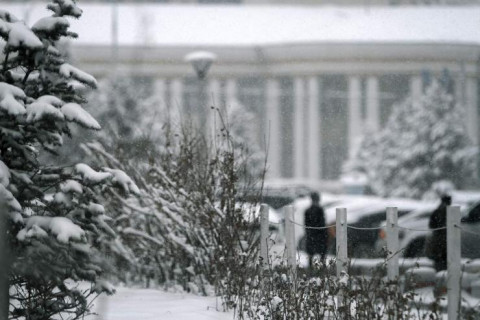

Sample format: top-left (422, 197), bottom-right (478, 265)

top-left (154, 74), bottom-right (479, 180)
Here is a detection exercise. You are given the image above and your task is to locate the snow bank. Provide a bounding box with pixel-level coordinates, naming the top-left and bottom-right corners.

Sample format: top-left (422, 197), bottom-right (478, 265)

top-left (86, 287), bottom-right (232, 320)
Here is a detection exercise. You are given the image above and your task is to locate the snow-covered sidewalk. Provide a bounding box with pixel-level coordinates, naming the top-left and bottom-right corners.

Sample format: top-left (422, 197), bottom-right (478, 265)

top-left (87, 287), bottom-right (233, 320)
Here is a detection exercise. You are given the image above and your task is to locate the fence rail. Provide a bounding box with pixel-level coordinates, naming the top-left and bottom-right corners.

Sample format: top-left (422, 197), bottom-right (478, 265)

top-left (259, 204), bottom-right (470, 320)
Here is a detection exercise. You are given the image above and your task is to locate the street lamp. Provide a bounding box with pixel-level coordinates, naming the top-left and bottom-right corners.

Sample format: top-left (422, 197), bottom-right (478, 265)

top-left (184, 51), bottom-right (217, 136)
top-left (185, 51), bottom-right (217, 80)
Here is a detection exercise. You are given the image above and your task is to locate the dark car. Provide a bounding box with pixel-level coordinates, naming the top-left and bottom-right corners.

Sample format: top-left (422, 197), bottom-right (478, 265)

top-left (295, 195), bottom-right (428, 258)
top-left (376, 198), bottom-right (480, 259)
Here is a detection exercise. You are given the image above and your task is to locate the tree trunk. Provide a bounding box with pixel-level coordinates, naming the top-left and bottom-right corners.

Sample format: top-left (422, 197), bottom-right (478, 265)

top-left (0, 194), bottom-right (10, 320)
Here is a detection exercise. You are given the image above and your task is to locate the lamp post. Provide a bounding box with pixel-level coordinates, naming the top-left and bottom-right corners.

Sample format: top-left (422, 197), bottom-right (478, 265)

top-left (184, 51), bottom-right (217, 136)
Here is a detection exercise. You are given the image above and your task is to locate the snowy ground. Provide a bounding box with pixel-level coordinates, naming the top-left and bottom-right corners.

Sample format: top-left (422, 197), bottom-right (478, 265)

top-left (86, 287), bottom-right (233, 320)
top-left (86, 286), bottom-right (452, 320)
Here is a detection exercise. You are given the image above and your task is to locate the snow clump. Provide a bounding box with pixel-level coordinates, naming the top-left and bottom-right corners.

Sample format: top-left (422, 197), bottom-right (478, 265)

top-left (74, 163), bottom-right (111, 184)
top-left (61, 102), bottom-right (101, 130)
top-left (18, 216), bottom-right (85, 243)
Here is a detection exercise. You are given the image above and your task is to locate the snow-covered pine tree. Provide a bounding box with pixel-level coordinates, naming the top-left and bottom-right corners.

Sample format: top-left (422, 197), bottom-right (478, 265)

top-left (0, 1), bottom-right (138, 318)
top-left (346, 80), bottom-right (476, 199)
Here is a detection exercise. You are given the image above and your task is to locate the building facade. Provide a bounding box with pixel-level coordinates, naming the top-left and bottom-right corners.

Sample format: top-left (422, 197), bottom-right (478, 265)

top-left (72, 42), bottom-right (480, 181)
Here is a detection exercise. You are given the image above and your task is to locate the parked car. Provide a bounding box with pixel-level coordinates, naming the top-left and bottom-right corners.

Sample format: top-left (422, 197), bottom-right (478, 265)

top-left (293, 194), bottom-right (429, 258)
top-left (375, 205), bottom-right (437, 258)
top-left (327, 197), bottom-right (431, 258)
top-left (375, 194), bottom-right (480, 259)
top-left (239, 180), bottom-right (320, 210)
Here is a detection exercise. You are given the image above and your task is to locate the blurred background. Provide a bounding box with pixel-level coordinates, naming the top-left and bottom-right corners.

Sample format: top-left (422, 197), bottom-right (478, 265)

top-left (5, 0), bottom-right (480, 195)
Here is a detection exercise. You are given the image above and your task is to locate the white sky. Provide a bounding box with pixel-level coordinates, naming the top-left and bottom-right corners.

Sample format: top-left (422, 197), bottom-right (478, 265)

top-left (3, 3), bottom-right (480, 46)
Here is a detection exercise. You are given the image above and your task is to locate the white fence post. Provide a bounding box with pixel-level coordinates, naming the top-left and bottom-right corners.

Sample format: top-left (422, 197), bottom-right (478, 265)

top-left (284, 205), bottom-right (296, 271)
top-left (336, 208), bottom-right (348, 277)
top-left (336, 208), bottom-right (348, 313)
top-left (447, 206), bottom-right (461, 320)
top-left (386, 207), bottom-right (399, 281)
top-left (260, 204), bottom-right (269, 269)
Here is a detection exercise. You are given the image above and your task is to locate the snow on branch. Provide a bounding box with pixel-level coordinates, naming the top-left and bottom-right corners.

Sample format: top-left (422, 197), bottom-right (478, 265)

top-left (18, 216), bottom-right (86, 243)
top-left (93, 279), bottom-right (115, 295)
top-left (59, 63), bottom-right (97, 89)
top-left (37, 95), bottom-right (64, 108)
top-left (0, 184), bottom-right (22, 223)
top-left (61, 102), bottom-right (101, 129)
top-left (32, 16), bottom-right (70, 36)
top-left (0, 10), bottom-right (19, 23)
top-left (26, 100), bottom-right (65, 123)
top-left (74, 163), bottom-right (111, 184)
top-left (0, 18), bottom-right (42, 50)
top-left (86, 202), bottom-right (105, 215)
top-left (0, 160), bottom-right (10, 187)
top-left (0, 82), bottom-right (26, 116)
top-left (60, 179), bottom-right (83, 194)
top-left (103, 168), bottom-right (140, 195)
top-left (47, 0), bottom-right (83, 19)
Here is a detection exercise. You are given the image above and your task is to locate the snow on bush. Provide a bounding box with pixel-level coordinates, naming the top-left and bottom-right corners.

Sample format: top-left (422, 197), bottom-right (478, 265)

top-left (83, 116), bottom-right (264, 299)
top-left (346, 80), bottom-right (476, 199)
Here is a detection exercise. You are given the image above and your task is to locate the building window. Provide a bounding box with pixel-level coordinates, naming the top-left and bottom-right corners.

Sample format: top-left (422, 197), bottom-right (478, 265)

top-left (379, 74), bottom-right (410, 126)
top-left (319, 75), bottom-right (348, 180)
top-left (278, 77), bottom-right (294, 178)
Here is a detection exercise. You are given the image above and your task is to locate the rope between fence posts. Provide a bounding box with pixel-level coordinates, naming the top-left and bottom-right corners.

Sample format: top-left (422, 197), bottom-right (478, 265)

top-left (268, 221), bottom-right (283, 225)
top-left (287, 219), bottom-right (335, 230)
top-left (454, 225), bottom-right (480, 237)
top-left (347, 225), bottom-right (383, 230)
top-left (397, 226), bottom-right (446, 232)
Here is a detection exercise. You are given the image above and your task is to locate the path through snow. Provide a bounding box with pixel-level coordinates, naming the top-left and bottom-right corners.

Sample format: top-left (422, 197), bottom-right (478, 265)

top-left (87, 287), bottom-right (233, 320)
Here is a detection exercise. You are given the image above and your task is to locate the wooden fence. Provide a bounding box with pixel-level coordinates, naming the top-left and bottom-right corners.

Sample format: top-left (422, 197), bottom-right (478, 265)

top-left (259, 204), bottom-right (465, 320)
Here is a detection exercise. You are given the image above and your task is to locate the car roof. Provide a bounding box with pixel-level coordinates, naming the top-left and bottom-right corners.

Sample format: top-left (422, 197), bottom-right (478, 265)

top-left (324, 196), bottom-right (434, 224)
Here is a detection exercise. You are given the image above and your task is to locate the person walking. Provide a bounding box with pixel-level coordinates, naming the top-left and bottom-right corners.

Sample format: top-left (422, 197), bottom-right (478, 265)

top-left (304, 192), bottom-right (328, 268)
top-left (428, 194), bottom-right (451, 272)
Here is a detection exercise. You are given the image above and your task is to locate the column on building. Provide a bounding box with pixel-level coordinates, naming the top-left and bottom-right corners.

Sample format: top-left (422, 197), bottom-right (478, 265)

top-left (153, 78), bottom-right (167, 119)
top-left (307, 76), bottom-right (321, 180)
top-left (265, 78), bottom-right (281, 179)
top-left (169, 78), bottom-right (183, 125)
top-left (293, 77), bottom-right (306, 178)
top-left (348, 76), bottom-right (362, 159)
top-left (410, 75), bottom-right (423, 102)
top-left (366, 76), bottom-right (380, 132)
top-left (153, 78), bottom-right (167, 102)
top-left (207, 78), bottom-right (221, 140)
top-left (465, 77), bottom-right (479, 146)
top-left (225, 78), bottom-right (237, 107)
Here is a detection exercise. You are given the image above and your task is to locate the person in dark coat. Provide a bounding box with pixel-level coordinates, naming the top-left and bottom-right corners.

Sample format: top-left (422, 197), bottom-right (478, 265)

top-left (304, 192), bottom-right (328, 268)
top-left (428, 194), bottom-right (452, 272)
